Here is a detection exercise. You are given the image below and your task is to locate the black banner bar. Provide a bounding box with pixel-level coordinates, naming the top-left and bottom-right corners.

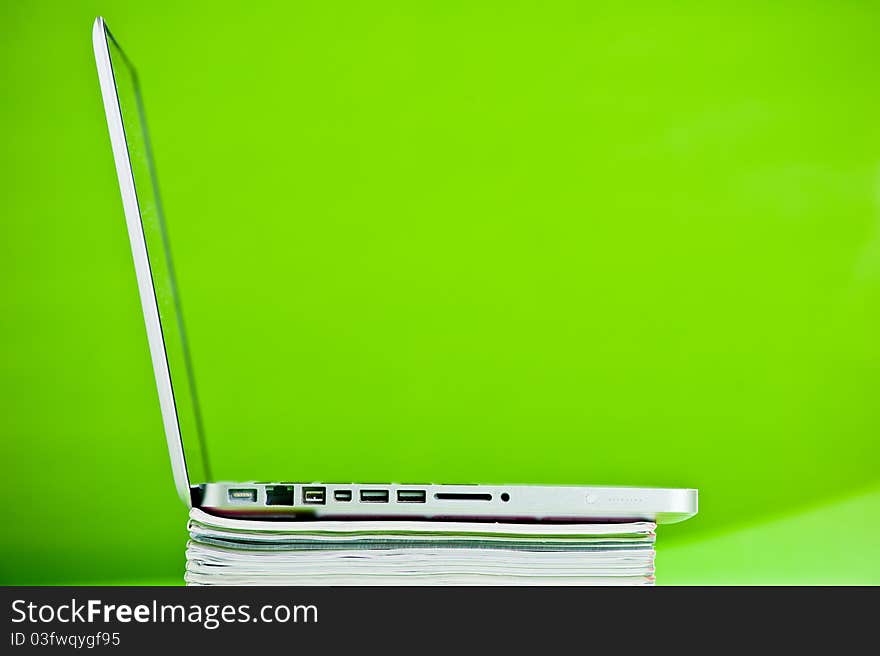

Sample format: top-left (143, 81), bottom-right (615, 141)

top-left (1, 586), bottom-right (875, 652)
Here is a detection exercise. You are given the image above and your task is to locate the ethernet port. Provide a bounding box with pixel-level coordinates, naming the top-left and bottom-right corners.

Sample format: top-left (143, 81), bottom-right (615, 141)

top-left (265, 485), bottom-right (294, 506)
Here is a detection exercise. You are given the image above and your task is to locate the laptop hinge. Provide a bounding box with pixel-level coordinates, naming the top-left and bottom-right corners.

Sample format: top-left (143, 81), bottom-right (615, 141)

top-left (189, 485), bottom-right (204, 508)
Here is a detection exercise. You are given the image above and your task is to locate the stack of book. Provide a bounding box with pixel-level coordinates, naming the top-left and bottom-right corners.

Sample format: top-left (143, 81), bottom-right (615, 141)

top-left (185, 509), bottom-right (657, 585)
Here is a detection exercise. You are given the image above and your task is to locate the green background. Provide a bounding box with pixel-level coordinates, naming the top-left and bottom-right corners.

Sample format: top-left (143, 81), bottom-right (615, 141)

top-left (3, 0), bottom-right (879, 585)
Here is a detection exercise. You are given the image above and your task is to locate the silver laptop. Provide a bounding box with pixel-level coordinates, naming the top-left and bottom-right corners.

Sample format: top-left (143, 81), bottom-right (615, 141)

top-left (92, 17), bottom-right (697, 525)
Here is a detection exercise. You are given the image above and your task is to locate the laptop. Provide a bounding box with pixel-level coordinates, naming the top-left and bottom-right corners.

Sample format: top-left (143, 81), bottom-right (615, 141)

top-left (92, 16), bottom-right (698, 524)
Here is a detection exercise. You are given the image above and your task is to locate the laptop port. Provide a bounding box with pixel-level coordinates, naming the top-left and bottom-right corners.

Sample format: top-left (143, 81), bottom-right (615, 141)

top-left (397, 490), bottom-right (426, 503)
top-left (334, 490), bottom-right (352, 502)
top-left (302, 487), bottom-right (326, 505)
top-left (434, 492), bottom-right (492, 501)
top-left (360, 489), bottom-right (389, 503)
top-left (228, 488), bottom-right (257, 503)
top-left (265, 485), bottom-right (294, 506)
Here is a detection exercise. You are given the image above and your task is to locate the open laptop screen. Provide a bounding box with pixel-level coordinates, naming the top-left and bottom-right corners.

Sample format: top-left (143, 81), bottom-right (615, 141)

top-left (96, 19), bottom-right (211, 492)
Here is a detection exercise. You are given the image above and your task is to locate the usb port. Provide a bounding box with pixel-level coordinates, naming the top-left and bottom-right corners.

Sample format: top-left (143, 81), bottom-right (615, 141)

top-left (334, 490), bottom-right (352, 502)
top-left (397, 490), bottom-right (426, 503)
top-left (360, 489), bottom-right (389, 503)
top-left (228, 488), bottom-right (257, 503)
top-left (302, 487), bottom-right (326, 505)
